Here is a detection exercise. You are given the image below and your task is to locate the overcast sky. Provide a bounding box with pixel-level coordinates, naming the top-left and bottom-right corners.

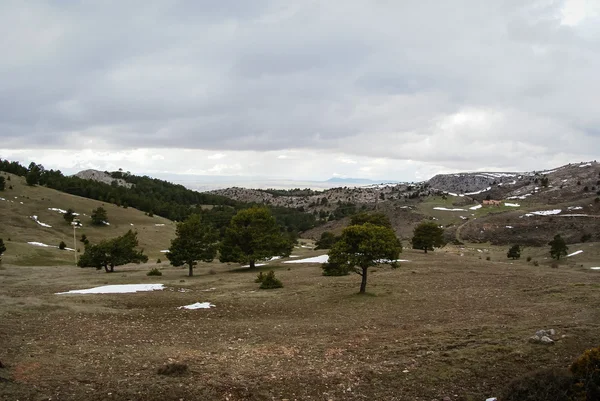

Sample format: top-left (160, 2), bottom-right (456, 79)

top-left (1, 0), bottom-right (599, 182)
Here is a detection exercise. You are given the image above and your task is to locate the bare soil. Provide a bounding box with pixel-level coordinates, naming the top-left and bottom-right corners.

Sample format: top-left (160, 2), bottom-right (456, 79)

top-left (1, 246), bottom-right (600, 400)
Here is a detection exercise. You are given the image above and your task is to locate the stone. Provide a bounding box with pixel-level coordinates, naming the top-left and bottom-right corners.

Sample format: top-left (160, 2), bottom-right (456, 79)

top-left (540, 336), bottom-right (554, 344)
top-left (529, 335), bottom-right (541, 343)
top-left (535, 329), bottom-right (548, 337)
top-left (548, 329), bottom-right (556, 336)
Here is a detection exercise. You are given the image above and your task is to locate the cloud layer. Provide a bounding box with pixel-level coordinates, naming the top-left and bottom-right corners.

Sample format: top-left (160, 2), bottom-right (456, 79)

top-left (1, 1), bottom-right (599, 180)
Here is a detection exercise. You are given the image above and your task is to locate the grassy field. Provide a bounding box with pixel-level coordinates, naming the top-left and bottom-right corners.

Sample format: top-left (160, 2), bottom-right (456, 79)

top-left (0, 172), bottom-right (176, 266)
top-left (1, 243), bottom-right (599, 400)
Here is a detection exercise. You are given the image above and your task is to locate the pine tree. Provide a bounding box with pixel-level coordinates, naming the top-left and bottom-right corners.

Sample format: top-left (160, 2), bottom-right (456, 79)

top-left (507, 244), bottom-right (521, 260)
top-left (166, 214), bottom-right (218, 277)
top-left (549, 235), bottom-right (568, 260)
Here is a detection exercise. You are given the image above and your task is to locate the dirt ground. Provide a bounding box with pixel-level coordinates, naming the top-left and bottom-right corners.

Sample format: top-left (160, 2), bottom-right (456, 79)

top-left (1, 245), bottom-right (600, 401)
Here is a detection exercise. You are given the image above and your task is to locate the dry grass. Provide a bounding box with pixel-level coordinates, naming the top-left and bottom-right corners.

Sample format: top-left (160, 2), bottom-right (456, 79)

top-left (1, 245), bottom-right (600, 400)
top-left (0, 173), bottom-right (175, 266)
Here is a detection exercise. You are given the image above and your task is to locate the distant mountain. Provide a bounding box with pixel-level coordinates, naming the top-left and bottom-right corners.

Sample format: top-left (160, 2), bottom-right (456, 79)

top-left (325, 177), bottom-right (398, 185)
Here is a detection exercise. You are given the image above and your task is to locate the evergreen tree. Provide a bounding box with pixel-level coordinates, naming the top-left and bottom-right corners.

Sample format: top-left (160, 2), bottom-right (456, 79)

top-left (90, 207), bottom-right (108, 226)
top-left (78, 230), bottom-right (148, 272)
top-left (0, 176), bottom-right (5, 191)
top-left (63, 209), bottom-right (75, 224)
top-left (507, 244), bottom-right (521, 260)
top-left (166, 214), bottom-right (218, 277)
top-left (549, 234), bottom-right (568, 260)
top-left (411, 221), bottom-right (445, 253)
top-left (328, 223), bottom-right (402, 294)
top-left (219, 207), bottom-right (293, 269)
top-left (315, 231), bottom-right (339, 250)
top-left (350, 212), bottom-right (392, 228)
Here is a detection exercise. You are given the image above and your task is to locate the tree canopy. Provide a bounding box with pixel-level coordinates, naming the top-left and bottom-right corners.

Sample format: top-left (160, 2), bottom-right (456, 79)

top-left (328, 223), bottom-right (402, 294)
top-left (411, 221), bottom-right (445, 253)
top-left (166, 214), bottom-right (218, 276)
top-left (219, 207), bottom-right (294, 269)
top-left (315, 231), bottom-right (339, 250)
top-left (78, 230), bottom-right (148, 272)
top-left (549, 234), bottom-right (568, 260)
top-left (350, 212), bottom-right (392, 228)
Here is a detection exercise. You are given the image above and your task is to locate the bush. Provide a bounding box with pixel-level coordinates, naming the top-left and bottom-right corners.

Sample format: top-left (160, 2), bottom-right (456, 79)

top-left (581, 233), bottom-right (592, 243)
top-left (526, 256), bottom-right (532, 262)
top-left (254, 271), bottom-right (265, 283)
top-left (259, 270), bottom-right (283, 289)
top-left (570, 346), bottom-right (600, 399)
top-left (486, 256), bottom-right (491, 261)
top-left (157, 363), bottom-right (188, 376)
top-left (321, 262), bottom-right (350, 276)
top-left (156, 258), bottom-right (161, 264)
top-left (533, 260), bottom-right (539, 266)
top-left (499, 368), bottom-right (577, 401)
top-left (58, 241), bottom-right (67, 250)
top-left (147, 268), bottom-right (162, 276)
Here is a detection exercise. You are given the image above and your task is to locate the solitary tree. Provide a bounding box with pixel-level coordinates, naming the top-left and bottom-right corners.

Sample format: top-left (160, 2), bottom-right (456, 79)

top-left (411, 221), bottom-right (445, 253)
top-left (63, 208), bottom-right (75, 224)
top-left (328, 223), bottom-right (402, 294)
top-left (0, 176), bottom-right (5, 191)
top-left (0, 238), bottom-right (6, 263)
top-left (166, 214), bottom-right (218, 277)
top-left (25, 162), bottom-right (43, 186)
top-left (350, 212), bottom-right (392, 228)
top-left (90, 207), bottom-right (108, 226)
top-left (78, 230), bottom-right (148, 272)
top-left (507, 244), bottom-right (521, 260)
top-left (549, 234), bottom-right (568, 260)
top-left (58, 241), bottom-right (67, 250)
top-left (219, 207), bottom-right (293, 269)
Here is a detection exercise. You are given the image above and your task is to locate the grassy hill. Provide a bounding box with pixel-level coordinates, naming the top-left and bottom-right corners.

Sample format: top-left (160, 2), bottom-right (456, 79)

top-left (0, 172), bottom-right (175, 266)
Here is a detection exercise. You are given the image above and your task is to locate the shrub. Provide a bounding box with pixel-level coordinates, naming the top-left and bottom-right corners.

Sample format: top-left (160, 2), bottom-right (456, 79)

top-left (58, 241), bottom-right (67, 250)
top-left (486, 256), bottom-right (491, 261)
top-left (259, 270), bottom-right (283, 289)
top-left (499, 368), bottom-right (577, 401)
top-left (157, 363), bottom-right (188, 376)
top-left (581, 233), bottom-right (592, 243)
top-left (156, 258), bottom-right (161, 264)
top-left (147, 268), bottom-right (162, 276)
top-left (570, 346), bottom-right (600, 398)
top-left (321, 262), bottom-right (350, 276)
top-left (254, 271), bottom-right (265, 283)
top-left (526, 256), bottom-right (532, 262)
top-left (533, 260), bottom-right (539, 266)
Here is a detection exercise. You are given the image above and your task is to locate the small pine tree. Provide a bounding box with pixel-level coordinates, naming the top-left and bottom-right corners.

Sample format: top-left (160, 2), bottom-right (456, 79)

top-left (254, 271), bottom-right (265, 283)
top-left (507, 244), bottom-right (521, 260)
top-left (63, 208), bottom-right (75, 224)
top-left (90, 207), bottom-right (108, 226)
top-left (80, 234), bottom-right (89, 245)
top-left (147, 267), bottom-right (162, 276)
top-left (259, 271), bottom-right (283, 289)
top-left (549, 234), bottom-right (568, 260)
top-left (58, 241), bottom-right (67, 250)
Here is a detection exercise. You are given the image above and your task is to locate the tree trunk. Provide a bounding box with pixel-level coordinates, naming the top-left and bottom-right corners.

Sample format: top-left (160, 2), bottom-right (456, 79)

top-left (188, 263), bottom-right (194, 277)
top-left (359, 267), bottom-right (368, 294)
top-left (109, 264), bottom-right (114, 273)
top-left (424, 247), bottom-right (428, 254)
top-left (104, 264), bottom-right (110, 273)
top-left (249, 259), bottom-right (255, 269)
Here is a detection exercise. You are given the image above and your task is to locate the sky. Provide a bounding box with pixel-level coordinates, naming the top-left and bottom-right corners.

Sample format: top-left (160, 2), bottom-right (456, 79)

top-left (1, 0), bottom-right (599, 183)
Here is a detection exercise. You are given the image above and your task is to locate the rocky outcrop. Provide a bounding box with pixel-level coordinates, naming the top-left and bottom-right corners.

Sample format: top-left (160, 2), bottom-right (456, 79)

top-left (73, 169), bottom-right (132, 188)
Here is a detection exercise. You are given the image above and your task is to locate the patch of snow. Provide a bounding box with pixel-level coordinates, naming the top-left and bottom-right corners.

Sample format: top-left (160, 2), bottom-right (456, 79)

top-left (504, 203), bottom-right (520, 207)
top-left (507, 194), bottom-right (532, 200)
top-left (376, 259), bottom-right (410, 263)
top-left (102, 221), bottom-right (110, 225)
top-left (289, 255), bottom-right (300, 258)
top-left (200, 287), bottom-right (216, 292)
top-left (267, 256), bottom-right (282, 261)
top-left (459, 216), bottom-right (468, 220)
top-left (155, 224), bottom-right (165, 227)
top-left (560, 214), bottom-right (589, 217)
top-left (567, 206), bottom-right (583, 210)
top-left (433, 207), bottom-right (466, 211)
top-left (567, 250), bottom-right (583, 257)
top-left (301, 245), bottom-right (313, 248)
top-left (486, 398), bottom-right (498, 401)
top-left (520, 209), bottom-right (562, 218)
top-left (48, 207), bottom-right (68, 214)
top-left (19, 201), bottom-right (23, 204)
top-left (28, 241), bottom-right (53, 247)
top-left (464, 187), bottom-right (491, 196)
top-left (242, 263), bottom-right (267, 267)
top-left (130, 223), bottom-right (134, 226)
top-left (446, 192), bottom-right (458, 197)
top-left (591, 267), bottom-right (600, 270)
top-left (178, 302), bottom-right (215, 310)
top-left (469, 204), bottom-right (482, 210)
top-left (579, 163), bottom-right (591, 167)
top-left (506, 226), bottom-right (513, 228)
top-left (31, 215), bottom-right (52, 228)
top-left (56, 284), bottom-right (165, 295)
top-left (284, 255), bottom-right (329, 264)
top-left (562, 179), bottom-right (568, 182)
top-left (160, 250), bottom-right (169, 253)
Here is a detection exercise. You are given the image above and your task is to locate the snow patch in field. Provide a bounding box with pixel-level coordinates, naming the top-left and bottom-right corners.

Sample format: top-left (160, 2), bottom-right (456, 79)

top-left (464, 187), bottom-right (491, 196)
top-left (561, 214), bottom-right (589, 217)
top-left (567, 250), bottom-right (583, 257)
top-left (48, 207), bottom-right (67, 213)
top-left (567, 206), bottom-right (583, 210)
top-left (591, 267), bottom-right (600, 270)
top-left (520, 209), bottom-right (562, 217)
top-left (242, 263), bottom-right (267, 267)
top-left (433, 207), bottom-right (466, 211)
top-left (178, 302), bottom-right (215, 310)
top-left (507, 193), bottom-right (532, 200)
top-left (160, 250), bottom-right (169, 253)
top-left (376, 259), bottom-right (410, 263)
top-left (579, 163), bottom-right (591, 167)
top-left (504, 203), bottom-right (520, 207)
top-left (267, 256), bottom-right (282, 261)
top-left (30, 215), bottom-right (52, 227)
top-left (506, 226), bottom-right (513, 229)
top-left (56, 284), bottom-right (165, 294)
top-left (102, 221), bottom-right (110, 225)
top-left (469, 204), bottom-right (482, 210)
top-left (289, 255), bottom-right (299, 258)
top-left (155, 224), bottom-right (165, 227)
top-left (284, 255), bottom-right (329, 264)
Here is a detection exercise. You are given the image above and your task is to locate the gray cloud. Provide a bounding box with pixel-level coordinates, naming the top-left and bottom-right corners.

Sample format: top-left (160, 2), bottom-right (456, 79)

top-left (1, 0), bottom-right (599, 176)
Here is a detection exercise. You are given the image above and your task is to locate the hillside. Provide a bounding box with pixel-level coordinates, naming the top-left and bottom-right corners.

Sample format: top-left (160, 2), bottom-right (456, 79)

top-left (0, 172), bottom-right (175, 266)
